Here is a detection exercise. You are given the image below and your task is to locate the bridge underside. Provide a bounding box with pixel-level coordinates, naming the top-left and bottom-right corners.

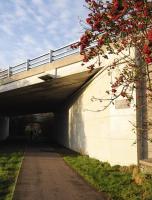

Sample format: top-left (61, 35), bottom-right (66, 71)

top-left (0, 70), bottom-right (99, 116)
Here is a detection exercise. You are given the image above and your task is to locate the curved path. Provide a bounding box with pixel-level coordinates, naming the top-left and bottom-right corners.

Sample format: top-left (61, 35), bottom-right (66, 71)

top-left (13, 145), bottom-right (107, 200)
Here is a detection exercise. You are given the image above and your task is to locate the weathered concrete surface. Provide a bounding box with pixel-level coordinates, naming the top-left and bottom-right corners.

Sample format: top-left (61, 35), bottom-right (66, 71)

top-left (55, 68), bottom-right (137, 166)
top-left (13, 146), bottom-right (107, 200)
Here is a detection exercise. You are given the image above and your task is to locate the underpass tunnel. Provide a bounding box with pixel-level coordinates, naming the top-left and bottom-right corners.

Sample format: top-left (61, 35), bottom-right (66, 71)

top-left (9, 112), bottom-right (58, 144)
top-left (0, 65), bottom-right (100, 145)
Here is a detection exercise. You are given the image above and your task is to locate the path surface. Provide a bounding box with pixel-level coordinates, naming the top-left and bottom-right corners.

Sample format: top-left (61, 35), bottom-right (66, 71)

top-left (13, 145), bottom-right (107, 200)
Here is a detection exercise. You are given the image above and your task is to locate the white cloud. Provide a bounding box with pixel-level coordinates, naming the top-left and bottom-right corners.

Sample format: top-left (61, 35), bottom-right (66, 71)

top-left (22, 35), bottom-right (36, 45)
top-left (0, 24), bottom-right (14, 36)
top-left (51, 0), bottom-right (69, 9)
top-left (32, 0), bottom-right (43, 5)
top-left (0, 0), bottom-right (87, 68)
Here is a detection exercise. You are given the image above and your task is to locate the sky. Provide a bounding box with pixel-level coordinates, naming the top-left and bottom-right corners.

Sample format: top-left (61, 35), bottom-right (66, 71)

top-left (0, 0), bottom-right (88, 69)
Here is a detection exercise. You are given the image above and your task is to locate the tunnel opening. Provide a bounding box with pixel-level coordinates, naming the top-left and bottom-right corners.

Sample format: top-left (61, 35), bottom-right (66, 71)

top-left (9, 112), bottom-right (57, 145)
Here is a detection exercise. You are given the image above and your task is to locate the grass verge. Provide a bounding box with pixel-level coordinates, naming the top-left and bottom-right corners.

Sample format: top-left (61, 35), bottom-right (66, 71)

top-left (0, 152), bottom-right (23, 200)
top-left (64, 155), bottom-right (152, 200)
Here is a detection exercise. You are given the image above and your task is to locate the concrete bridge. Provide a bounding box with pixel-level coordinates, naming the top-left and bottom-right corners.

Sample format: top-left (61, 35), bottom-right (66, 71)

top-left (0, 43), bottom-right (150, 167)
top-left (0, 44), bottom-right (100, 115)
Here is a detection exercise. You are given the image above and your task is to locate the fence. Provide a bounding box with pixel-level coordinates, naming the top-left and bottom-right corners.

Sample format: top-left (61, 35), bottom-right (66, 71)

top-left (0, 42), bottom-right (79, 80)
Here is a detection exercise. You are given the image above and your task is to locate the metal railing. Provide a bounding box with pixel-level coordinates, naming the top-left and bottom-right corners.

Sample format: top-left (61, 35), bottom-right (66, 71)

top-left (0, 42), bottom-right (79, 80)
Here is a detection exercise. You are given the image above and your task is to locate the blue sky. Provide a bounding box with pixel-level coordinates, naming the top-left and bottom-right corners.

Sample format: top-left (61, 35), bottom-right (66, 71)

top-left (0, 0), bottom-right (88, 69)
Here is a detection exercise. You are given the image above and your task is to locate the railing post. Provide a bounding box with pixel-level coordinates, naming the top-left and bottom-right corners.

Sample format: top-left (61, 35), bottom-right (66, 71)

top-left (55, 68), bottom-right (57, 77)
top-left (8, 66), bottom-right (11, 77)
top-left (49, 50), bottom-right (53, 63)
top-left (26, 59), bottom-right (30, 70)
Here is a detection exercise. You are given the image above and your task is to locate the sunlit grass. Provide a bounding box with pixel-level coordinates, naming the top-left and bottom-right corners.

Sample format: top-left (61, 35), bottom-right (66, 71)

top-left (0, 152), bottom-right (23, 200)
top-left (64, 155), bottom-right (152, 200)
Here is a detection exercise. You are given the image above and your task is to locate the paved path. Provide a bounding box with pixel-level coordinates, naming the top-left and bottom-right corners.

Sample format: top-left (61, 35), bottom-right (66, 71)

top-left (13, 145), bottom-right (107, 200)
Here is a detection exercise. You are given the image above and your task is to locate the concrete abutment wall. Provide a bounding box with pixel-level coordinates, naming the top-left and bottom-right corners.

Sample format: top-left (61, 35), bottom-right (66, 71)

top-left (55, 70), bottom-right (138, 166)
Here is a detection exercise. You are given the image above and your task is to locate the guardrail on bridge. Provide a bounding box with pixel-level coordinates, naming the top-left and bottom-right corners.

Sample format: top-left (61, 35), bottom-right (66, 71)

top-left (0, 42), bottom-right (79, 80)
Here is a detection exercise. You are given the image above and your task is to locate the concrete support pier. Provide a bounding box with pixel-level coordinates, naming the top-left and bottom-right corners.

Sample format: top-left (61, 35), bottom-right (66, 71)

top-left (0, 117), bottom-right (9, 140)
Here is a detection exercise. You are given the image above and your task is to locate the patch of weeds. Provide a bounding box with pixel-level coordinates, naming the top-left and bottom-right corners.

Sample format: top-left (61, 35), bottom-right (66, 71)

top-left (64, 155), bottom-right (152, 200)
top-left (0, 152), bottom-right (23, 200)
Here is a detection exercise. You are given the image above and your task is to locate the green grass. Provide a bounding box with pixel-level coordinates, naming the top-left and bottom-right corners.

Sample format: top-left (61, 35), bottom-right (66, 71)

top-left (64, 155), bottom-right (152, 200)
top-left (0, 152), bottom-right (23, 200)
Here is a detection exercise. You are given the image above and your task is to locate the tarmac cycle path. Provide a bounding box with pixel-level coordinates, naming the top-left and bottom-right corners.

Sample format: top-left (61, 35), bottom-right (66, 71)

top-left (13, 145), bottom-right (107, 200)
